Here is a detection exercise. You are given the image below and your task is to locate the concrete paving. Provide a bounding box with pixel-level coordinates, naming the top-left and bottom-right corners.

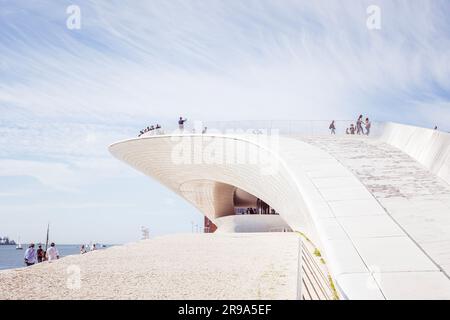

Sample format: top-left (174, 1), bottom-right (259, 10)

top-left (298, 135), bottom-right (450, 299)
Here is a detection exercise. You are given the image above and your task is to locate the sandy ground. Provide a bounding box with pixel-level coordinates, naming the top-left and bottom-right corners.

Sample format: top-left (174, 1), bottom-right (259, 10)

top-left (0, 233), bottom-right (300, 300)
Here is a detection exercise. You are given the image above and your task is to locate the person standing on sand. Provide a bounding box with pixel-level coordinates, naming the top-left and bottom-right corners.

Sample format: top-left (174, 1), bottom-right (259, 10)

top-left (24, 244), bottom-right (36, 266)
top-left (46, 242), bottom-right (59, 262)
top-left (36, 245), bottom-right (44, 263)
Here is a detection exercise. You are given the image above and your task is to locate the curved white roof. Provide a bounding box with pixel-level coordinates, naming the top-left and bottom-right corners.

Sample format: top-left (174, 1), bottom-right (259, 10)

top-left (109, 123), bottom-right (450, 299)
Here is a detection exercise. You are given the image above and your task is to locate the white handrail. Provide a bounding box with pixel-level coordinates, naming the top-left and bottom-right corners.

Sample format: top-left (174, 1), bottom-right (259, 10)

top-left (137, 120), bottom-right (383, 138)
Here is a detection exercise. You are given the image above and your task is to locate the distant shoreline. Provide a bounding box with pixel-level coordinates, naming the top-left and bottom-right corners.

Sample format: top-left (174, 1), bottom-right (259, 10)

top-left (0, 244), bottom-right (114, 271)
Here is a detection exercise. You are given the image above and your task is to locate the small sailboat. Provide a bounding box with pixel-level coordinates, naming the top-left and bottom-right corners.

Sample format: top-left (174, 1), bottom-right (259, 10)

top-left (16, 237), bottom-right (22, 250)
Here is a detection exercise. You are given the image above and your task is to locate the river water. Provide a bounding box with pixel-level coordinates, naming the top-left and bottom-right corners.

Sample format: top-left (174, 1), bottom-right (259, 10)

top-left (0, 245), bottom-right (93, 270)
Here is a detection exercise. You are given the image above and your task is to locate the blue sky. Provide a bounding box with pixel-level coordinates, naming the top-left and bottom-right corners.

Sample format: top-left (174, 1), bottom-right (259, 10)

top-left (1, 0), bottom-right (449, 244)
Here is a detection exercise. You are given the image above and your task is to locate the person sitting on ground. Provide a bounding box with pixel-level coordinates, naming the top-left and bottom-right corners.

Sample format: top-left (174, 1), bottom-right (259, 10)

top-left (345, 128), bottom-right (350, 134)
top-left (80, 245), bottom-right (87, 254)
top-left (156, 124), bottom-right (161, 129)
top-left (24, 244), bottom-right (36, 267)
top-left (46, 242), bottom-right (59, 262)
top-left (202, 127), bottom-right (208, 134)
top-left (350, 124), bottom-right (355, 134)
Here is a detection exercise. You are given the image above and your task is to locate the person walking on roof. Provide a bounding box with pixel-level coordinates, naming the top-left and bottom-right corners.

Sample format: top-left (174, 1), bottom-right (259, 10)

top-left (329, 120), bottom-right (336, 134)
top-left (365, 118), bottom-right (371, 136)
top-left (356, 115), bottom-right (364, 135)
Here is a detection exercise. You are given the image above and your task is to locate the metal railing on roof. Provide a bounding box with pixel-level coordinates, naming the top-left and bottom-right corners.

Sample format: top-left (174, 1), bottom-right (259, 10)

top-left (138, 120), bottom-right (384, 137)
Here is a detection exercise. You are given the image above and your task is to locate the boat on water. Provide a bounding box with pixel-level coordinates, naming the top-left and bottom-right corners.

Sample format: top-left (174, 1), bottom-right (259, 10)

top-left (16, 237), bottom-right (22, 250)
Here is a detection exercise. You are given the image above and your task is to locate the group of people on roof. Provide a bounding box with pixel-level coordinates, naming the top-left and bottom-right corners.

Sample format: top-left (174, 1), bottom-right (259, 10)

top-left (329, 115), bottom-right (371, 135)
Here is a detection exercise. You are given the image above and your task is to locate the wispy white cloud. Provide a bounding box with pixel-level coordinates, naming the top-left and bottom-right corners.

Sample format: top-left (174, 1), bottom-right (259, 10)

top-left (0, 192), bottom-right (22, 197)
top-left (0, 0), bottom-right (449, 242)
top-left (0, 202), bottom-right (136, 211)
top-left (1, 0), bottom-right (449, 127)
top-left (0, 156), bottom-right (133, 191)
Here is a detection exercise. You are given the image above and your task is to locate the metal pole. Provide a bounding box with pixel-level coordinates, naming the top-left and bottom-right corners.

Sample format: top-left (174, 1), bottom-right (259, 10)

top-left (297, 237), bottom-right (303, 300)
top-left (44, 222), bottom-right (49, 261)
